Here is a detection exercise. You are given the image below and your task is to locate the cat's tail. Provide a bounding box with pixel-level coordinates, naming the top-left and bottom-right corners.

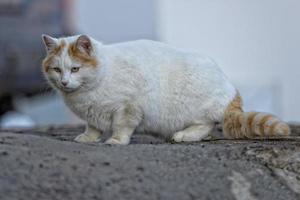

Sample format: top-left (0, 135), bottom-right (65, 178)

top-left (222, 92), bottom-right (290, 138)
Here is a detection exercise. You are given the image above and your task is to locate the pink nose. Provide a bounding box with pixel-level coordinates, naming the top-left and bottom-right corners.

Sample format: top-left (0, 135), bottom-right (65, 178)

top-left (61, 81), bottom-right (68, 86)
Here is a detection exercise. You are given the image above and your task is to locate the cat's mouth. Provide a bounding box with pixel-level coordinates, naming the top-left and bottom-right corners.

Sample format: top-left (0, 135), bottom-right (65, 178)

top-left (60, 86), bottom-right (78, 93)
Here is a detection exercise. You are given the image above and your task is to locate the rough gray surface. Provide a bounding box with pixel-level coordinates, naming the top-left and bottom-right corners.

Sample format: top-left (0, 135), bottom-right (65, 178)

top-left (0, 125), bottom-right (300, 200)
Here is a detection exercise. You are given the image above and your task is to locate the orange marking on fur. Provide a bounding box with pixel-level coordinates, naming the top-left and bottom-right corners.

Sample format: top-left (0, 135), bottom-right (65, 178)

top-left (227, 93), bottom-right (243, 112)
top-left (53, 40), bottom-right (66, 56)
top-left (236, 111), bottom-right (244, 138)
top-left (42, 57), bottom-right (52, 72)
top-left (68, 42), bottom-right (98, 67)
top-left (42, 40), bottom-right (66, 72)
top-left (258, 115), bottom-right (273, 136)
top-left (223, 91), bottom-right (290, 139)
top-left (246, 112), bottom-right (258, 136)
top-left (223, 92), bottom-right (243, 138)
top-left (269, 121), bottom-right (280, 136)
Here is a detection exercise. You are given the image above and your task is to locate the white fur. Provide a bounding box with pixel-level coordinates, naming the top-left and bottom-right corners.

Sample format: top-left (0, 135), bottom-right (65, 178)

top-left (43, 35), bottom-right (237, 144)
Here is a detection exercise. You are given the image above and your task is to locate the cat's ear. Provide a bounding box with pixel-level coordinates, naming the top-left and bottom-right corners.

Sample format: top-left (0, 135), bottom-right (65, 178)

top-left (76, 35), bottom-right (93, 55)
top-left (42, 34), bottom-right (58, 53)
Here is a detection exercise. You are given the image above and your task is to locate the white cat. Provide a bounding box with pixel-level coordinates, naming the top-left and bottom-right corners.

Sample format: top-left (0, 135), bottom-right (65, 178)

top-left (42, 34), bottom-right (290, 145)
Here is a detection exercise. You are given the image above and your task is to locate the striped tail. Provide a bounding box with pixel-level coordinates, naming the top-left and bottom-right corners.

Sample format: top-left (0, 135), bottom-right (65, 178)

top-left (223, 93), bottom-right (290, 139)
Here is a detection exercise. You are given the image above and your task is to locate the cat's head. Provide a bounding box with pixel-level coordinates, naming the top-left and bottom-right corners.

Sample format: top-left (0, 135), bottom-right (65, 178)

top-left (42, 34), bottom-right (99, 93)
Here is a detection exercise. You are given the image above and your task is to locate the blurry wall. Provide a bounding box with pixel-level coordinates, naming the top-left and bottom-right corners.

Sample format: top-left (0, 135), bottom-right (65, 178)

top-left (156, 0), bottom-right (300, 122)
top-left (73, 0), bottom-right (157, 43)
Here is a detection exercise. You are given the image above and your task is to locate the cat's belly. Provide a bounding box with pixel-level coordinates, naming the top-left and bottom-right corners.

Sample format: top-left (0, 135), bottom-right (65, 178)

top-left (139, 91), bottom-right (235, 136)
top-left (140, 104), bottom-right (216, 137)
top-left (67, 102), bottom-right (113, 132)
top-left (138, 100), bottom-right (203, 136)
top-left (140, 110), bottom-right (203, 137)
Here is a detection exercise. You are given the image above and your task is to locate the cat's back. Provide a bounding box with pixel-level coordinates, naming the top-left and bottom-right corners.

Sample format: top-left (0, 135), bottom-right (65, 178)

top-left (103, 39), bottom-right (234, 101)
top-left (103, 39), bottom-right (221, 77)
top-left (107, 39), bottom-right (175, 52)
top-left (105, 39), bottom-right (210, 61)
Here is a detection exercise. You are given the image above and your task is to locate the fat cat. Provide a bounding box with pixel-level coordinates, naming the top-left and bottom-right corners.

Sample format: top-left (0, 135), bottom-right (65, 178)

top-left (42, 34), bottom-right (290, 145)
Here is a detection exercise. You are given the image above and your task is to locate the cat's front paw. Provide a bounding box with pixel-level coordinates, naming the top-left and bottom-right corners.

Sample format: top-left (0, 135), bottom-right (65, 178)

top-left (171, 131), bottom-right (185, 143)
top-left (105, 137), bottom-right (129, 145)
top-left (74, 133), bottom-right (101, 143)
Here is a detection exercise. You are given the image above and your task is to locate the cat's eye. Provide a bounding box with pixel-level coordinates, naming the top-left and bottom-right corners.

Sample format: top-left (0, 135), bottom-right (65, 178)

top-left (71, 67), bottom-right (80, 73)
top-left (53, 67), bottom-right (61, 73)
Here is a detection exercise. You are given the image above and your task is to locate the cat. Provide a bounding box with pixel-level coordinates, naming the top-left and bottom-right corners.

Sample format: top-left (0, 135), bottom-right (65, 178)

top-left (41, 34), bottom-right (290, 145)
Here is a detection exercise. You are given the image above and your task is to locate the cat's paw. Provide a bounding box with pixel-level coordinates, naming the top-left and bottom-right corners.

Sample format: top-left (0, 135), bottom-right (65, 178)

top-left (74, 133), bottom-right (101, 143)
top-left (171, 131), bottom-right (185, 143)
top-left (105, 137), bottom-right (129, 145)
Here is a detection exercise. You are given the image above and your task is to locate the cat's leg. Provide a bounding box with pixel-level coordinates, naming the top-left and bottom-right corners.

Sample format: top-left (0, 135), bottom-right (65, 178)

top-left (74, 124), bottom-right (102, 143)
top-left (105, 106), bottom-right (141, 145)
top-left (171, 123), bottom-right (214, 143)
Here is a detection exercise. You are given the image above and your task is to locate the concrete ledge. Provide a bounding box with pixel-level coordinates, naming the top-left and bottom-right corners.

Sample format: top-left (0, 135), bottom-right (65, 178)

top-left (0, 125), bottom-right (300, 200)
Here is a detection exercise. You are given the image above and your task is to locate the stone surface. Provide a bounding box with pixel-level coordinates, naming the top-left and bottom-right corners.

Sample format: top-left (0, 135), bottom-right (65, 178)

top-left (0, 125), bottom-right (300, 200)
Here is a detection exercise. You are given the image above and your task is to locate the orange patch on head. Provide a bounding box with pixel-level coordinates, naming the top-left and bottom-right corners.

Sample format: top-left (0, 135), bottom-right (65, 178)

top-left (42, 56), bottom-right (53, 72)
top-left (53, 40), bottom-right (66, 55)
top-left (42, 40), bottom-right (66, 72)
top-left (45, 39), bottom-right (66, 56)
top-left (68, 42), bottom-right (98, 67)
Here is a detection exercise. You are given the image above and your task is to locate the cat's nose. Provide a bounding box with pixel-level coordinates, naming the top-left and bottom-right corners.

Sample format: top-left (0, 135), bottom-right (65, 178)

top-left (61, 80), bottom-right (68, 86)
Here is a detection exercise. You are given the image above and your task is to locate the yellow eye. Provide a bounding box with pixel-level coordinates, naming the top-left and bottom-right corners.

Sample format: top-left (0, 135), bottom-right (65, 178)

top-left (71, 67), bottom-right (80, 73)
top-left (53, 67), bottom-right (61, 73)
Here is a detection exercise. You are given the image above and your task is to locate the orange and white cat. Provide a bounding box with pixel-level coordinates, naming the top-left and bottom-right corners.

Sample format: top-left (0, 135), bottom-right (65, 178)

top-left (42, 34), bottom-right (290, 145)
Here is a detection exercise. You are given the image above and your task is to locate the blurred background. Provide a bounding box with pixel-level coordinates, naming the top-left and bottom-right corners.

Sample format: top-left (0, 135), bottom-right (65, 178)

top-left (0, 0), bottom-right (299, 128)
